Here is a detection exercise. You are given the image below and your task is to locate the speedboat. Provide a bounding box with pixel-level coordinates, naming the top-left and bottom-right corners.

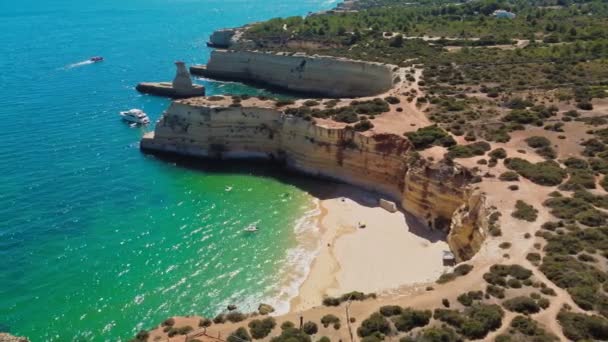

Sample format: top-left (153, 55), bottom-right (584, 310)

top-left (244, 224), bottom-right (258, 233)
top-left (90, 56), bottom-right (104, 62)
top-left (120, 109), bottom-right (150, 124)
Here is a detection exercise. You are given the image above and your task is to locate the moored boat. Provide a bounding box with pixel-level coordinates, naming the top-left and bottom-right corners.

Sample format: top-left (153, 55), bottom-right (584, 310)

top-left (120, 109), bottom-right (150, 124)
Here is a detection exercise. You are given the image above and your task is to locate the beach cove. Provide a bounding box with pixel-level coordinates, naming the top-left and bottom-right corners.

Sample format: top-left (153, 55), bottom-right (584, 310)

top-left (0, 0), bottom-right (340, 340)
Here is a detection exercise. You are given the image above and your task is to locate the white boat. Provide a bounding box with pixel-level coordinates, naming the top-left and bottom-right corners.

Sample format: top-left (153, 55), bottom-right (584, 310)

top-left (120, 109), bottom-right (150, 124)
top-left (244, 224), bottom-right (258, 232)
top-left (225, 186), bottom-right (233, 192)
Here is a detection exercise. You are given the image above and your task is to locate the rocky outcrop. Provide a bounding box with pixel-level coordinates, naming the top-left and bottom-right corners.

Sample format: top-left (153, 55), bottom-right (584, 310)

top-left (448, 193), bottom-right (488, 261)
top-left (0, 333), bottom-right (29, 342)
top-left (402, 161), bottom-right (474, 230)
top-left (207, 28), bottom-right (238, 48)
top-left (140, 99), bottom-right (489, 261)
top-left (190, 50), bottom-right (397, 98)
top-left (136, 62), bottom-right (205, 98)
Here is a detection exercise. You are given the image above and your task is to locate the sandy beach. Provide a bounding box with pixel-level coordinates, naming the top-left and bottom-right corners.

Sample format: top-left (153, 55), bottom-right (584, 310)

top-left (290, 185), bottom-right (450, 312)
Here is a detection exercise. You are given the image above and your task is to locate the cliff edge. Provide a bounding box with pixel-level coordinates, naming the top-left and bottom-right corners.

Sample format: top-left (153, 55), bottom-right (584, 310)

top-left (140, 97), bottom-right (488, 261)
top-left (190, 50), bottom-right (397, 98)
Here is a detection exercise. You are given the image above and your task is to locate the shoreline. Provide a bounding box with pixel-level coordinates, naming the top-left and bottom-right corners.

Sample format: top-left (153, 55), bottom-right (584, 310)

top-left (288, 184), bottom-right (451, 313)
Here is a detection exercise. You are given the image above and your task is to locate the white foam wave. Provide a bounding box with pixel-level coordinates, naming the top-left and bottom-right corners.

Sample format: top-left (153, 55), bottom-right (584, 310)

top-left (260, 197), bottom-right (322, 315)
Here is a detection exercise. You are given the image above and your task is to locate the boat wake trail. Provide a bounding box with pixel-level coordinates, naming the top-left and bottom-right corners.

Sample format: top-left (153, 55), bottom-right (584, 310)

top-left (65, 60), bottom-right (94, 69)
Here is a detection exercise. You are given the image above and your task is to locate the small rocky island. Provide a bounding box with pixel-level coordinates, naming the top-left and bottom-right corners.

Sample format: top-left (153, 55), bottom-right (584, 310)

top-left (136, 61), bottom-right (204, 98)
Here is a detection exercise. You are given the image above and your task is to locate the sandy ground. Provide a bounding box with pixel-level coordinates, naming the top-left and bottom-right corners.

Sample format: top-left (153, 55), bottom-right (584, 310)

top-left (291, 185), bottom-right (449, 312)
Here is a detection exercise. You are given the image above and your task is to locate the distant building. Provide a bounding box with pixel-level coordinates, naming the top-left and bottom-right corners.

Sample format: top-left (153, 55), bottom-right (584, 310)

top-left (493, 10), bottom-right (516, 19)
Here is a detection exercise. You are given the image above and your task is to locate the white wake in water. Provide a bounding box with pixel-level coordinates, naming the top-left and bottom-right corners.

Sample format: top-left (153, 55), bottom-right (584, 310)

top-left (66, 60), bottom-right (94, 69)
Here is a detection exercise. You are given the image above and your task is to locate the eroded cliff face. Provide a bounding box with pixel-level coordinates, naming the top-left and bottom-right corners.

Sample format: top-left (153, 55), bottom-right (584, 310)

top-left (448, 193), bottom-right (488, 262)
top-left (190, 50), bottom-right (397, 98)
top-left (141, 99), bottom-right (488, 261)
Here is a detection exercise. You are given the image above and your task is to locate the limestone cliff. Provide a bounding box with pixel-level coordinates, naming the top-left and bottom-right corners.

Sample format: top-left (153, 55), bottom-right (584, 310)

top-left (190, 50), bottom-right (397, 98)
top-left (448, 193), bottom-right (489, 261)
top-left (141, 98), bottom-right (489, 261)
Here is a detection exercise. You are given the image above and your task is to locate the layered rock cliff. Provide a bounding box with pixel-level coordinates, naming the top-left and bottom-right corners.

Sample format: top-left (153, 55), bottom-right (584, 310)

top-left (141, 98), bottom-right (488, 261)
top-left (190, 50), bottom-right (397, 98)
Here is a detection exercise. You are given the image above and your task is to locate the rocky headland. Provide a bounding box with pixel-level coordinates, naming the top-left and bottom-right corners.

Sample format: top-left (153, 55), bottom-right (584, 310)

top-left (141, 96), bottom-right (489, 262)
top-left (190, 50), bottom-right (398, 98)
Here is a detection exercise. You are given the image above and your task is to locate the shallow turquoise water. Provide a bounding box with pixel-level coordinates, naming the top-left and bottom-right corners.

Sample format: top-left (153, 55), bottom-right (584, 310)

top-left (0, 0), bottom-right (335, 340)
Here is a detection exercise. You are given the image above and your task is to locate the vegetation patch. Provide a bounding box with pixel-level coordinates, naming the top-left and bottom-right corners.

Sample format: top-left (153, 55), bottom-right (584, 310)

top-left (322, 291), bottom-right (376, 306)
top-left (540, 225), bottom-right (608, 317)
top-left (446, 141), bottom-right (491, 159)
top-left (405, 125), bottom-right (455, 150)
top-left (557, 310), bottom-right (608, 342)
top-left (392, 308), bottom-right (432, 332)
top-left (495, 315), bottom-right (557, 342)
top-left (434, 304), bottom-right (504, 340)
top-left (512, 200), bottom-right (538, 222)
top-left (504, 158), bottom-right (566, 186)
top-left (248, 317), bottom-right (277, 339)
top-left (436, 264), bottom-right (473, 284)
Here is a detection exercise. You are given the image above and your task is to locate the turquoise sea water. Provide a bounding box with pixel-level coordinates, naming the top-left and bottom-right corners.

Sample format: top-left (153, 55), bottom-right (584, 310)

top-left (0, 0), bottom-right (336, 340)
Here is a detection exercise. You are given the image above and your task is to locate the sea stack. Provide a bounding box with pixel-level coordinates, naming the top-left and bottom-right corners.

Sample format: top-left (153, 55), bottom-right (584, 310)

top-left (136, 61), bottom-right (205, 98)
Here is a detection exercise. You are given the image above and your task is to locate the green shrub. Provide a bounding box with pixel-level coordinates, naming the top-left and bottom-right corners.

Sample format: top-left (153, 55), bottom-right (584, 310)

top-left (302, 321), bottom-right (318, 335)
top-left (560, 169), bottom-right (596, 190)
top-left (537, 146), bottom-right (557, 159)
top-left (248, 317), bottom-right (276, 339)
top-left (557, 310), bottom-right (608, 341)
top-left (512, 200), bottom-right (538, 222)
top-left (226, 311), bottom-right (247, 323)
top-left (454, 264), bottom-right (473, 276)
top-left (281, 321), bottom-right (295, 330)
top-left (505, 158), bottom-right (566, 186)
top-left (133, 330), bottom-right (149, 341)
top-left (446, 141), bottom-right (491, 159)
top-left (503, 296), bottom-right (541, 314)
top-left (392, 308), bottom-right (431, 332)
top-left (354, 119), bottom-right (374, 132)
top-left (486, 285), bottom-right (505, 299)
top-left (564, 157), bottom-right (589, 169)
top-left (275, 99), bottom-right (295, 107)
top-left (385, 96), bottom-right (400, 104)
top-left (322, 291), bottom-right (375, 306)
top-left (271, 327), bottom-right (311, 342)
top-left (507, 278), bottom-right (522, 288)
top-left (199, 318), bottom-right (212, 327)
top-left (489, 148), bottom-right (507, 159)
top-left (577, 101), bottom-right (594, 110)
top-left (416, 326), bottom-right (460, 342)
top-left (525, 136), bottom-right (551, 148)
top-left (321, 314), bottom-right (341, 327)
top-left (527, 253), bottom-right (541, 263)
top-left (168, 326), bottom-right (193, 337)
top-left (379, 305), bottom-right (402, 317)
top-left (357, 313), bottom-right (391, 337)
top-left (437, 264), bottom-right (473, 284)
top-left (457, 291), bottom-right (483, 306)
top-left (435, 304), bottom-right (503, 339)
top-left (405, 125), bottom-right (456, 150)
top-left (508, 315), bottom-right (558, 341)
top-left (303, 100), bottom-right (320, 107)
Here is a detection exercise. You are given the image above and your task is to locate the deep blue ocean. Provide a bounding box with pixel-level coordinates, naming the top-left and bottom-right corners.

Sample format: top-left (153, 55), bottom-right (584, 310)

top-left (0, 0), bottom-right (335, 340)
